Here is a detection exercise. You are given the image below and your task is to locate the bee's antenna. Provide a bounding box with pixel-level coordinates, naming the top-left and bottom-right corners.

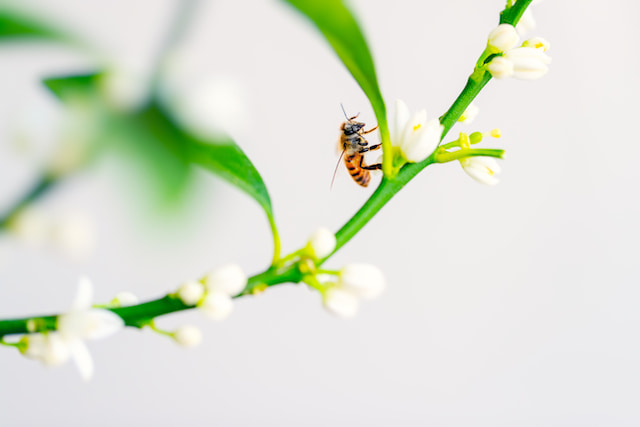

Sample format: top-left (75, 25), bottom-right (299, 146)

top-left (331, 147), bottom-right (347, 190)
top-left (340, 103), bottom-right (350, 121)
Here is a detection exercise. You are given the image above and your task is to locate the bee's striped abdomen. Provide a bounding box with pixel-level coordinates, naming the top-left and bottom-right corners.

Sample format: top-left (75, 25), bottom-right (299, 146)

top-left (344, 153), bottom-right (370, 187)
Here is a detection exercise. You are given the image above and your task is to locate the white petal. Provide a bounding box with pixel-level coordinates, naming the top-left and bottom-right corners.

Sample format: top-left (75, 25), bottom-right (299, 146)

top-left (199, 291), bottom-right (234, 320)
top-left (461, 157), bottom-right (501, 186)
top-left (177, 281), bottom-right (205, 305)
top-left (487, 24), bottom-right (519, 52)
top-left (323, 288), bottom-right (359, 318)
top-left (516, 9), bottom-right (536, 36)
top-left (72, 277), bottom-right (94, 310)
top-left (173, 325), bottom-right (203, 348)
top-left (338, 264), bottom-right (386, 299)
top-left (401, 119), bottom-right (443, 163)
top-left (400, 109), bottom-right (427, 152)
top-left (459, 103), bottom-right (479, 124)
top-left (307, 227), bottom-right (336, 258)
top-left (69, 340), bottom-right (94, 381)
top-left (392, 99), bottom-right (411, 145)
top-left (58, 309), bottom-right (124, 340)
top-left (204, 264), bottom-right (247, 296)
top-left (487, 56), bottom-right (515, 79)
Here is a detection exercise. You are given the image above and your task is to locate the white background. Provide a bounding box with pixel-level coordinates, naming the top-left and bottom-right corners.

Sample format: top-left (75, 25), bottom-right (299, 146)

top-left (1, 0), bottom-right (639, 425)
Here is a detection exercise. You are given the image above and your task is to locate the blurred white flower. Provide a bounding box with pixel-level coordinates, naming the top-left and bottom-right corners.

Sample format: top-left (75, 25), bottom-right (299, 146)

top-left (50, 212), bottom-right (95, 259)
top-left (487, 56), bottom-right (515, 79)
top-left (204, 264), bottom-right (247, 297)
top-left (21, 278), bottom-right (124, 381)
top-left (177, 281), bottom-right (205, 306)
top-left (323, 288), bottom-right (359, 318)
top-left (487, 24), bottom-right (520, 52)
top-left (160, 72), bottom-right (248, 139)
top-left (173, 325), bottom-right (203, 348)
top-left (460, 157), bottom-right (502, 186)
top-left (9, 208), bottom-right (50, 248)
top-left (21, 333), bottom-right (70, 367)
top-left (199, 291), bottom-right (234, 320)
top-left (99, 62), bottom-right (150, 112)
top-left (307, 227), bottom-right (336, 258)
top-left (112, 291), bottom-right (139, 307)
top-left (516, 9), bottom-right (537, 36)
top-left (392, 100), bottom-right (443, 163)
top-left (338, 264), bottom-right (385, 300)
top-left (458, 103), bottom-right (479, 124)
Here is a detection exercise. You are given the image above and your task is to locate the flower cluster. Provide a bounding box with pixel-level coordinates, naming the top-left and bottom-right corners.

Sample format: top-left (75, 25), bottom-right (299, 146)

top-left (304, 228), bottom-right (385, 318)
top-left (176, 264), bottom-right (247, 320)
top-left (18, 278), bottom-right (124, 381)
top-left (390, 99), bottom-right (444, 164)
top-left (486, 23), bottom-right (551, 80)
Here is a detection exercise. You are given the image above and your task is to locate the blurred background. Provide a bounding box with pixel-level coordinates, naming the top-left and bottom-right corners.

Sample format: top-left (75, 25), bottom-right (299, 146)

top-left (1, 0), bottom-right (639, 425)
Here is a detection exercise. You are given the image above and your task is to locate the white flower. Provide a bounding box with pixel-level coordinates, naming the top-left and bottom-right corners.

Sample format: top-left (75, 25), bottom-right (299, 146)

top-left (460, 157), bottom-right (502, 185)
top-left (338, 264), bottom-right (385, 300)
top-left (392, 100), bottom-right (443, 163)
top-left (50, 212), bottom-right (95, 259)
top-left (99, 63), bottom-right (150, 112)
top-left (516, 9), bottom-right (537, 36)
top-left (199, 291), bottom-right (234, 320)
top-left (21, 278), bottom-right (124, 380)
top-left (458, 103), bottom-right (479, 124)
top-left (504, 47), bottom-right (551, 80)
top-left (323, 288), bottom-right (359, 318)
top-left (204, 264), bottom-right (247, 297)
top-left (487, 24), bottom-right (519, 52)
top-left (55, 277), bottom-right (124, 380)
top-left (112, 291), bottom-right (139, 307)
top-left (173, 325), bottom-right (203, 348)
top-left (522, 36), bottom-right (551, 52)
top-left (177, 281), bottom-right (205, 306)
top-left (9, 208), bottom-right (50, 248)
top-left (487, 56), bottom-right (515, 79)
top-left (21, 333), bottom-right (71, 367)
top-left (307, 227), bottom-right (336, 258)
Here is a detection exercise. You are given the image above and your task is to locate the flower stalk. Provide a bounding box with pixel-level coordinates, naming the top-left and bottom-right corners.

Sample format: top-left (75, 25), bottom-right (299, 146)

top-left (0, 0), bottom-right (536, 338)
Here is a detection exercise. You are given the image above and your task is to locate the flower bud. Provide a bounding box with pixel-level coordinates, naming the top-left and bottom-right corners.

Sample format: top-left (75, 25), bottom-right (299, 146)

top-left (487, 56), bottom-right (514, 79)
top-left (177, 281), bottom-right (205, 305)
top-left (458, 103), bottom-right (479, 124)
top-left (113, 291), bottom-right (139, 307)
top-left (522, 36), bottom-right (551, 52)
top-left (307, 227), bottom-right (336, 258)
top-left (173, 325), bottom-right (203, 348)
top-left (487, 24), bottom-right (519, 52)
top-left (323, 288), bottom-right (359, 318)
top-left (338, 264), bottom-right (385, 299)
top-left (460, 157), bottom-right (501, 185)
top-left (199, 291), bottom-right (234, 320)
top-left (204, 264), bottom-right (247, 296)
top-left (22, 333), bottom-right (71, 366)
top-left (504, 47), bottom-right (551, 80)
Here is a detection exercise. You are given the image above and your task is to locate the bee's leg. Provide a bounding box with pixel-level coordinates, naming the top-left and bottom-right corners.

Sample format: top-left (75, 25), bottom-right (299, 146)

top-left (362, 125), bottom-right (378, 135)
top-left (361, 163), bottom-right (382, 171)
top-left (358, 144), bottom-right (381, 153)
top-left (349, 113), bottom-right (360, 121)
top-left (358, 155), bottom-right (382, 171)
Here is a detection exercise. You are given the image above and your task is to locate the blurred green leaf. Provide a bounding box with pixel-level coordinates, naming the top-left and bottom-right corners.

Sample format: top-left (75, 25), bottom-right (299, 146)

top-left (42, 72), bottom-right (274, 225)
top-left (0, 8), bottom-right (68, 42)
top-left (282, 0), bottom-right (388, 140)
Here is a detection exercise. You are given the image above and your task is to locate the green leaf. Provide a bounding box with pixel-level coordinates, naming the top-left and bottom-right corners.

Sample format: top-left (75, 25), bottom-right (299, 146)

top-left (0, 8), bottom-right (69, 42)
top-left (42, 73), bottom-right (278, 257)
top-left (282, 0), bottom-right (390, 171)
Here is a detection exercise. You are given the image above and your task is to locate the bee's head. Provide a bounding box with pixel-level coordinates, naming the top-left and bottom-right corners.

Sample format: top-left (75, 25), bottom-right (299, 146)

top-left (341, 121), bottom-right (365, 136)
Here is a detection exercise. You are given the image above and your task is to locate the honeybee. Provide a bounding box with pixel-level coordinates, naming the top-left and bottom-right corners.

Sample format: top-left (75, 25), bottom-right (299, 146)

top-left (332, 106), bottom-right (381, 188)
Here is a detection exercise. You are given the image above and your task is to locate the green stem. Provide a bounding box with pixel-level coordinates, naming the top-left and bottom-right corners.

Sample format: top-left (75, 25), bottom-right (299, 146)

top-left (0, 0), bottom-right (534, 338)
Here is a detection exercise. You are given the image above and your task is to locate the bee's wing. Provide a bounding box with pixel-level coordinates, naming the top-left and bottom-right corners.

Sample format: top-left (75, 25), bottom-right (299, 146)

top-left (331, 148), bottom-right (347, 190)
